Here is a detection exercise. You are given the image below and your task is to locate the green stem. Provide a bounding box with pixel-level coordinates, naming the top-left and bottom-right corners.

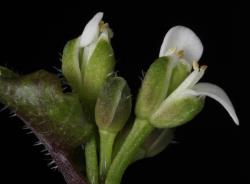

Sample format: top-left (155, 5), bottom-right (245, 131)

top-left (85, 135), bottom-right (99, 184)
top-left (99, 130), bottom-right (116, 183)
top-left (105, 118), bottom-right (154, 184)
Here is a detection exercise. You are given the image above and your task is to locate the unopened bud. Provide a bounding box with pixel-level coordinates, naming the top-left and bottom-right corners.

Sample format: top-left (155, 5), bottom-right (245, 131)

top-left (95, 77), bottom-right (131, 133)
top-left (62, 12), bottom-right (115, 111)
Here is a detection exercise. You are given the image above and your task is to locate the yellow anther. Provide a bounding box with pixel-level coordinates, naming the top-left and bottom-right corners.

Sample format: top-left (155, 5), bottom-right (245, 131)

top-left (99, 20), bottom-right (105, 27)
top-left (100, 22), bottom-right (109, 32)
top-left (192, 60), bottom-right (199, 70)
top-left (177, 50), bottom-right (184, 58)
top-left (192, 61), bottom-right (208, 71)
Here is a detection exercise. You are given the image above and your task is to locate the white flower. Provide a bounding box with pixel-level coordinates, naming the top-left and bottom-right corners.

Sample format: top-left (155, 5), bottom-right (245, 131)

top-left (153, 26), bottom-right (239, 125)
top-left (79, 12), bottom-right (113, 63)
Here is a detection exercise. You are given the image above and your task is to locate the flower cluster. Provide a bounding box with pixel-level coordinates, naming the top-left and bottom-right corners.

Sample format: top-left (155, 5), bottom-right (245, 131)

top-left (0, 12), bottom-right (238, 184)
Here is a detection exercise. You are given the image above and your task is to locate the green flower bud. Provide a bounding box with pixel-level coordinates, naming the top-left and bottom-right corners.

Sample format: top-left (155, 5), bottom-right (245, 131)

top-left (95, 77), bottom-right (131, 180)
top-left (135, 57), bottom-right (173, 120)
top-left (95, 77), bottom-right (131, 133)
top-left (62, 13), bottom-right (115, 112)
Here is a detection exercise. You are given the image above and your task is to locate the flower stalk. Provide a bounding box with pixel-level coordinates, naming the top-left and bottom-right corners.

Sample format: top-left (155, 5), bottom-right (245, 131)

top-left (105, 118), bottom-right (154, 184)
top-left (99, 130), bottom-right (116, 182)
top-left (85, 135), bottom-right (99, 184)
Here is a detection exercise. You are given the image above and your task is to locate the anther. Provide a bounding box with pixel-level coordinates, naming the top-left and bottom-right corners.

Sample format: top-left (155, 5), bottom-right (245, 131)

top-left (177, 50), bottom-right (184, 58)
top-left (192, 61), bottom-right (199, 70)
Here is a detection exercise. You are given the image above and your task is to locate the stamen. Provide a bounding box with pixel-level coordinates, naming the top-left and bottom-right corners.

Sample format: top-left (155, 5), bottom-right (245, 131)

top-left (100, 22), bottom-right (109, 32)
top-left (99, 22), bottom-right (113, 39)
top-left (99, 20), bottom-right (105, 27)
top-left (177, 50), bottom-right (184, 58)
top-left (170, 61), bottom-right (207, 95)
top-left (192, 61), bottom-right (207, 72)
top-left (192, 61), bottom-right (199, 70)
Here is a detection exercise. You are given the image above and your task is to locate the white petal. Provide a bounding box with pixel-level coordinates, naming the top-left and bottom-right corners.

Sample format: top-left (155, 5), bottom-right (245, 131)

top-left (159, 26), bottom-right (203, 63)
top-left (79, 12), bottom-right (103, 47)
top-left (173, 64), bottom-right (206, 95)
top-left (192, 82), bottom-right (239, 125)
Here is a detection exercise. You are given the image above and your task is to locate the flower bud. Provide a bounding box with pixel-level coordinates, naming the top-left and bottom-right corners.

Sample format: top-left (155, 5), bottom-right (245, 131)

top-left (135, 57), bottom-right (173, 120)
top-left (62, 12), bottom-right (115, 111)
top-left (95, 77), bottom-right (132, 133)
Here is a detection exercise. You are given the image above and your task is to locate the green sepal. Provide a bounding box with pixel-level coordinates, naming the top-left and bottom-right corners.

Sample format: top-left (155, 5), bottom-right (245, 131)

top-left (141, 128), bottom-right (174, 158)
top-left (134, 129), bottom-right (173, 162)
top-left (150, 94), bottom-right (205, 128)
top-left (135, 57), bottom-right (172, 120)
top-left (62, 38), bottom-right (83, 94)
top-left (81, 38), bottom-right (115, 110)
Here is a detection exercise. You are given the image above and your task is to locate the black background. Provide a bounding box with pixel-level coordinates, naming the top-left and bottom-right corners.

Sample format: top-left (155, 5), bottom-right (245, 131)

top-left (0, 1), bottom-right (243, 184)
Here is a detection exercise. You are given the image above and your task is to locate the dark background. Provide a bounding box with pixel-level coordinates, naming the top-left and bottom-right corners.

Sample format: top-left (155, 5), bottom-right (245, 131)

top-left (0, 1), bottom-right (243, 184)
